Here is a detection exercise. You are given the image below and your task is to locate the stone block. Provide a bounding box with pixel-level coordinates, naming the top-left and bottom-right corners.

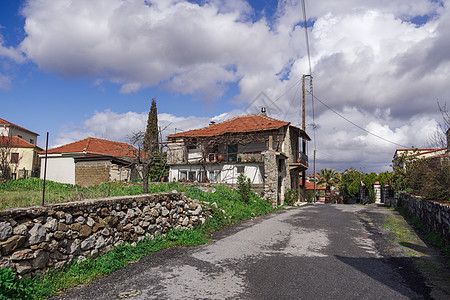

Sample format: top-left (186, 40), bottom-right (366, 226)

top-left (11, 249), bottom-right (34, 261)
top-left (79, 225), bottom-right (92, 237)
top-left (1, 235), bottom-right (26, 255)
top-left (0, 222), bottom-right (12, 240)
top-left (70, 223), bottom-right (82, 232)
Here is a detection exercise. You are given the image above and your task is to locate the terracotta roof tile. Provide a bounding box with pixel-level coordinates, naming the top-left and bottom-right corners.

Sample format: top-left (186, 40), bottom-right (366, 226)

top-left (0, 118), bottom-right (39, 135)
top-left (168, 114), bottom-right (291, 138)
top-left (0, 136), bottom-right (42, 150)
top-left (43, 137), bottom-right (137, 158)
top-left (300, 180), bottom-right (326, 190)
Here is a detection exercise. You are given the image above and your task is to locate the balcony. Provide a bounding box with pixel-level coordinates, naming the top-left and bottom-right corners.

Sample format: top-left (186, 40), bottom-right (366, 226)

top-left (208, 152), bottom-right (264, 163)
top-left (288, 152), bottom-right (308, 171)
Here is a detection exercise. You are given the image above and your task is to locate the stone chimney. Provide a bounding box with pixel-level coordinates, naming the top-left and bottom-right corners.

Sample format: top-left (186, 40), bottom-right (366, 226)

top-left (261, 107), bottom-right (266, 115)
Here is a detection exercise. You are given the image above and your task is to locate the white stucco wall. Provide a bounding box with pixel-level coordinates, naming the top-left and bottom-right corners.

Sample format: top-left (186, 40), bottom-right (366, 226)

top-left (40, 155), bottom-right (76, 184)
top-left (169, 163), bottom-right (263, 185)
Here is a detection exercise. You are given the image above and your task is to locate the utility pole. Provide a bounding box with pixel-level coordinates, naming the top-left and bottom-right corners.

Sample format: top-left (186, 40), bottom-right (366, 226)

top-left (301, 75), bottom-right (306, 202)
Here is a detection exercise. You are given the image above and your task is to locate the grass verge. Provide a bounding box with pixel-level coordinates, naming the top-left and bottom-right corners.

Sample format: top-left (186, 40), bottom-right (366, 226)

top-left (0, 182), bottom-right (274, 299)
top-left (394, 207), bottom-right (450, 260)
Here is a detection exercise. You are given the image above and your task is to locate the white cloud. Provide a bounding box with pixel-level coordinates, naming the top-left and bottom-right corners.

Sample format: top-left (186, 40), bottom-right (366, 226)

top-left (54, 109), bottom-right (213, 147)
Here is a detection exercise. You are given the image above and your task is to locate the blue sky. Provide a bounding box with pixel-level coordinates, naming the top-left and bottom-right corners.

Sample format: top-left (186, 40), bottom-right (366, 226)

top-left (1, 0), bottom-right (449, 173)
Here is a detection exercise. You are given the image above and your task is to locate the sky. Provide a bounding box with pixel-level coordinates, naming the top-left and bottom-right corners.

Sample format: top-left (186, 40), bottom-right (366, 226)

top-left (1, 0), bottom-right (449, 174)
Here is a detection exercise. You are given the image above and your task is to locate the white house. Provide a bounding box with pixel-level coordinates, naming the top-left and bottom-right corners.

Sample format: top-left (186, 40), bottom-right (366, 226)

top-left (0, 118), bottom-right (41, 179)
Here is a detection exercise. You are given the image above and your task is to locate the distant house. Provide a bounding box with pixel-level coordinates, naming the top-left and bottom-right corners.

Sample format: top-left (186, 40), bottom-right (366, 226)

top-left (167, 113), bottom-right (310, 205)
top-left (393, 147), bottom-right (447, 169)
top-left (39, 137), bottom-right (138, 186)
top-left (300, 179), bottom-right (326, 202)
top-left (0, 118), bottom-right (42, 179)
top-left (0, 118), bottom-right (39, 146)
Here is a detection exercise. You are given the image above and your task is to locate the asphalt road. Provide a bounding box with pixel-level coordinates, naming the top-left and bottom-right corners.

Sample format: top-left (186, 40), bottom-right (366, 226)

top-left (55, 204), bottom-right (440, 300)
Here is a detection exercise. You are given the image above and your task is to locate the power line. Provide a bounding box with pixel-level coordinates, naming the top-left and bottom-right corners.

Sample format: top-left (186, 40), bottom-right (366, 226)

top-left (301, 0), bottom-right (312, 76)
top-left (312, 94), bottom-right (408, 148)
top-left (284, 81), bottom-right (301, 120)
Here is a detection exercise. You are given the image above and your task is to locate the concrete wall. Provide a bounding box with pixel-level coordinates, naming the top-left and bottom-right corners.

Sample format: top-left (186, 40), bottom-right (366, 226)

top-left (40, 155), bottom-right (76, 184)
top-left (0, 193), bottom-right (208, 276)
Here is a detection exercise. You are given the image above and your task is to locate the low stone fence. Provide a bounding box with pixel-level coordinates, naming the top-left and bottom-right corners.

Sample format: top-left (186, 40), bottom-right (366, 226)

top-left (0, 193), bottom-right (206, 276)
top-left (399, 193), bottom-right (450, 243)
top-left (385, 191), bottom-right (450, 243)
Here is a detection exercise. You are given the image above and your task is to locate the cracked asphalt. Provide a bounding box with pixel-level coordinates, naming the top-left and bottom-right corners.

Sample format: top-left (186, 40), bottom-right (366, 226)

top-left (53, 204), bottom-right (450, 300)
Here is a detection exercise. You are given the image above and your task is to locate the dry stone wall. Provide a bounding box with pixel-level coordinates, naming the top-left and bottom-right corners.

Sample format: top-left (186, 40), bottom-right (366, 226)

top-left (398, 193), bottom-right (450, 243)
top-left (0, 193), bottom-right (206, 276)
top-left (384, 190), bottom-right (450, 243)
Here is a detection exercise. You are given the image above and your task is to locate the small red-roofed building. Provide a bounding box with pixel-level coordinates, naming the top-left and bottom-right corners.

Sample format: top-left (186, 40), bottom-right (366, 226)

top-left (167, 113), bottom-right (311, 205)
top-left (39, 137), bottom-right (138, 186)
top-left (0, 118), bottom-right (42, 179)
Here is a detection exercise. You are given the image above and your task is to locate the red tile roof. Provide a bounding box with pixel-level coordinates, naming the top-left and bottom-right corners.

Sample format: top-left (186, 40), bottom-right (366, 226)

top-left (300, 180), bottom-right (326, 190)
top-left (169, 114), bottom-right (298, 138)
top-left (0, 118), bottom-right (39, 135)
top-left (0, 136), bottom-right (43, 150)
top-left (43, 137), bottom-right (137, 158)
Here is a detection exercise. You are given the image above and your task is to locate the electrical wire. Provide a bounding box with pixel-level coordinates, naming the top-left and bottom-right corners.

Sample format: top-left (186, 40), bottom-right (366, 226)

top-left (283, 81), bottom-right (301, 120)
top-left (312, 94), bottom-right (408, 148)
top-left (301, 0), bottom-right (312, 76)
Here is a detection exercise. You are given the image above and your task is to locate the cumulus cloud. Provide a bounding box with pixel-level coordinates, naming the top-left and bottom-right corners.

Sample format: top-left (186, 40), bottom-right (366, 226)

top-left (53, 109), bottom-right (214, 148)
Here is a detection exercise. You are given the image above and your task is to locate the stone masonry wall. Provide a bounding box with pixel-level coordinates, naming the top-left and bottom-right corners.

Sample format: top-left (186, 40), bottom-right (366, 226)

top-left (398, 193), bottom-right (450, 243)
top-left (262, 151), bottom-right (278, 206)
top-left (385, 190), bottom-right (450, 243)
top-left (75, 161), bottom-right (110, 187)
top-left (0, 193), bottom-right (206, 276)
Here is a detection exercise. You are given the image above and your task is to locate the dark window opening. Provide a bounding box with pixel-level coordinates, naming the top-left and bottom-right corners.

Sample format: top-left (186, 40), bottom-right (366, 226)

top-left (11, 153), bottom-right (19, 164)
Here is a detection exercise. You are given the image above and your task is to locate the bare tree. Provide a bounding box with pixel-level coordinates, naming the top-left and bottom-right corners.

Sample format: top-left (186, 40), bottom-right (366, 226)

top-left (0, 133), bottom-right (22, 181)
top-left (428, 102), bottom-right (450, 148)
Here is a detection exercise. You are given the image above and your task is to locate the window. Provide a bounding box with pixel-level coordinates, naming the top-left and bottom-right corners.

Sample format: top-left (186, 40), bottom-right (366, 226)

top-left (227, 144), bottom-right (238, 161)
top-left (237, 166), bottom-right (245, 174)
top-left (214, 170), bottom-right (221, 182)
top-left (30, 139), bottom-right (34, 144)
top-left (198, 171), bottom-right (205, 182)
top-left (11, 153), bottom-right (19, 164)
top-left (17, 135), bottom-right (22, 139)
top-left (179, 171), bottom-right (187, 180)
top-left (188, 171), bottom-right (196, 181)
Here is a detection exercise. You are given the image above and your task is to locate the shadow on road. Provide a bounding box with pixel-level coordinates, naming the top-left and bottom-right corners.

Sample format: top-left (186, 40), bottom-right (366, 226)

top-left (335, 255), bottom-right (432, 299)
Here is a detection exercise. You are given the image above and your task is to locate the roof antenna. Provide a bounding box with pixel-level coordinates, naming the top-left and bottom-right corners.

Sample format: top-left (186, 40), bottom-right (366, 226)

top-left (261, 107), bottom-right (266, 115)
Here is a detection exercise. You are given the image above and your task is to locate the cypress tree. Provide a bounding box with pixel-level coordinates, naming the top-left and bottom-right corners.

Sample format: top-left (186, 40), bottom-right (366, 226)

top-left (144, 98), bottom-right (159, 154)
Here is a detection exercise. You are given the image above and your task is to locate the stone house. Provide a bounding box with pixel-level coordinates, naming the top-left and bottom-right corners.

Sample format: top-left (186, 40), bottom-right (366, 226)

top-left (39, 137), bottom-right (138, 186)
top-left (0, 118), bottom-right (42, 179)
top-left (167, 114), bottom-right (310, 204)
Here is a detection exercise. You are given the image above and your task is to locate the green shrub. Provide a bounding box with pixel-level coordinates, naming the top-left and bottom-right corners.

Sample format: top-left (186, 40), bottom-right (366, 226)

top-left (0, 268), bottom-right (35, 299)
top-left (237, 173), bottom-right (251, 203)
top-left (284, 188), bottom-right (297, 205)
